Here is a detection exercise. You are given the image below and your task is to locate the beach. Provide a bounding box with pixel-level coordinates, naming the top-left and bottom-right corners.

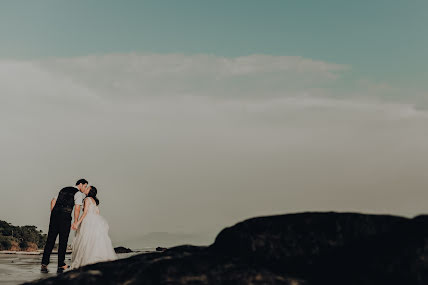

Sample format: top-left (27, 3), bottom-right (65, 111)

top-left (0, 252), bottom-right (141, 285)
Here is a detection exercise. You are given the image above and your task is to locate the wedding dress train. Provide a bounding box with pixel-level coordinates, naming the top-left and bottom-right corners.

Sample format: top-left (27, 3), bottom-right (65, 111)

top-left (71, 198), bottom-right (117, 268)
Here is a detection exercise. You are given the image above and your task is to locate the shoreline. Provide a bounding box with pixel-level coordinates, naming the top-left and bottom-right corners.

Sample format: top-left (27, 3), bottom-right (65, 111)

top-left (0, 247), bottom-right (150, 256)
top-left (0, 251), bottom-right (142, 285)
top-left (0, 250), bottom-right (72, 255)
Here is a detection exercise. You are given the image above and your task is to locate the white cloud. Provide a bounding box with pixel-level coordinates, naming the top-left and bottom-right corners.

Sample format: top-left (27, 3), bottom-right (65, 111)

top-left (19, 53), bottom-right (348, 100)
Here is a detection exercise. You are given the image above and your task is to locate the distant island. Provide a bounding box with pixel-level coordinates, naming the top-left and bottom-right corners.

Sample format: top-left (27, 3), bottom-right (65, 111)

top-left (0, 220), bottom-right (47, 252)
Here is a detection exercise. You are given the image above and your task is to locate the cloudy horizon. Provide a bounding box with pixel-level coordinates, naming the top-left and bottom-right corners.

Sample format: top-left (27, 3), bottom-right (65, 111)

top-left (1, 52), bottom-right (427, 246)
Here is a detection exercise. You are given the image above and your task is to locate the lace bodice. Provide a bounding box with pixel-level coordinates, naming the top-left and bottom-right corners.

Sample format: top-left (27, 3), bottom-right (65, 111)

top-left (84, 197), bottom-right (100, 215)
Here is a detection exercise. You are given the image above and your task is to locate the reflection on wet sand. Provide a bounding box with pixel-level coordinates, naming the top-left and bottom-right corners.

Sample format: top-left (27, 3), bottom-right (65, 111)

top-left (0, 253), bottom-right (137, 285)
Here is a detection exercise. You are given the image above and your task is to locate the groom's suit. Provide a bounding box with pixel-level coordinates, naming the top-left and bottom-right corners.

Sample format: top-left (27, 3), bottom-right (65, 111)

top-left (41, 186), bottom-right (84, 268)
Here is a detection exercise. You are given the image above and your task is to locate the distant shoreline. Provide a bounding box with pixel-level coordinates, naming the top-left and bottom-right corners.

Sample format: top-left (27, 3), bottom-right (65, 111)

top-left (0, 247), bottom-right (151, 255)
top-left (0, 250), bottom-right (71, 255)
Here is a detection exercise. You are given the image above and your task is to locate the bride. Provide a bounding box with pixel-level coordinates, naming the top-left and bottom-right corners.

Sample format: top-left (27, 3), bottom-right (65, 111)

top-left (71, 186), bottom-right (117, 269)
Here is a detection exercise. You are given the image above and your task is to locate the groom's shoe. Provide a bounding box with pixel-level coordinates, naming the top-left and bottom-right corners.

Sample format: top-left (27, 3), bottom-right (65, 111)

top-left (40, 264), bottom-right (49, 273)
top-left (57, 265), bottom-right (70, 273)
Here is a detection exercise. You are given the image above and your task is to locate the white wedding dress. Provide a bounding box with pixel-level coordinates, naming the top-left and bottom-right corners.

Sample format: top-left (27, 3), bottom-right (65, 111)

top-left (71, 197), bottom-right (117, 269)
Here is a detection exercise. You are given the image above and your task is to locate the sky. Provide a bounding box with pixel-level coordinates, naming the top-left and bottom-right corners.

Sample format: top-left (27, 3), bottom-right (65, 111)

top-left (0, 1), bottom-right (427, 247)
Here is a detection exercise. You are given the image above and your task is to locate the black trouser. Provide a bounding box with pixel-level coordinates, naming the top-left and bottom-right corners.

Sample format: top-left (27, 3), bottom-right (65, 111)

top-left (41, 209), bottom-right (72, 267)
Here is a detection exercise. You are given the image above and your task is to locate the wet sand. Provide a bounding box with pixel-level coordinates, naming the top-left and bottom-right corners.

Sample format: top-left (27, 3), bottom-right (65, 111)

top-left (0, 252), bottom-right (140, 285)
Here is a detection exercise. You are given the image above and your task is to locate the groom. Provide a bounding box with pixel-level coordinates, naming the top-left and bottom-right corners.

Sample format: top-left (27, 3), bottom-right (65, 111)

top-left (41, 179), bottom-right (89, 273)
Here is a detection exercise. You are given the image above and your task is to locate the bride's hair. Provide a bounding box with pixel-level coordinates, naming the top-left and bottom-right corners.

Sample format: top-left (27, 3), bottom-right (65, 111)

top-left (87, 186), bottom-right (100, 205)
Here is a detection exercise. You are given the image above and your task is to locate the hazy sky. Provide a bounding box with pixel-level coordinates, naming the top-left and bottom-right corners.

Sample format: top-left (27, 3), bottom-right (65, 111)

top-left (1, 1), bottom-right (427, 247)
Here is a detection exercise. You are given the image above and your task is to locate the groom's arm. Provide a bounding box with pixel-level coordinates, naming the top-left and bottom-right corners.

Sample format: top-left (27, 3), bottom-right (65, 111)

top-left (72, 192), bottom-right (84, 230)
top-left (74, 205), bottom-right (81, 222)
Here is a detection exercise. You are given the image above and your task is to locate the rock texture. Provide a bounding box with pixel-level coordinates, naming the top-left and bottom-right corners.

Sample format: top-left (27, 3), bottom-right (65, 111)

top-left (114, 246), bottom-right (133, 254)
top-left (24, 212), bottom-right (428, 285)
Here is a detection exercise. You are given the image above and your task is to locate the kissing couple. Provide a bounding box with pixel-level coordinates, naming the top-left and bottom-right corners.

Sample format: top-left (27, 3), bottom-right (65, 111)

top-left (41, 179), bottom-right (117, 273)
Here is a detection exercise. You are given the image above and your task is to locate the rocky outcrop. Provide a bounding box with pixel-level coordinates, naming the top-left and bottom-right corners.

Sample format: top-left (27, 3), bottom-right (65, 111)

top-left (24, 212), bottom-right (428, 285)
top-left (212, 212), bottom-right (428, 284)
top-left (113, 246), bottom-right (132, 254)
top-left (24, 242), bottom-right (39, 252)
top-left (9, 240), bottom-right (20, 251)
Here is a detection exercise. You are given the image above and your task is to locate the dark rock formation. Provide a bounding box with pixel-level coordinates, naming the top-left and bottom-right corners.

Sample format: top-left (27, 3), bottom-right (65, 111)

top-left (156, 246), bottom-right (168, 252)
top-left (114, 246), bottom-right (133, 254)
top-left (24, 212), bottom-right (428, 285)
